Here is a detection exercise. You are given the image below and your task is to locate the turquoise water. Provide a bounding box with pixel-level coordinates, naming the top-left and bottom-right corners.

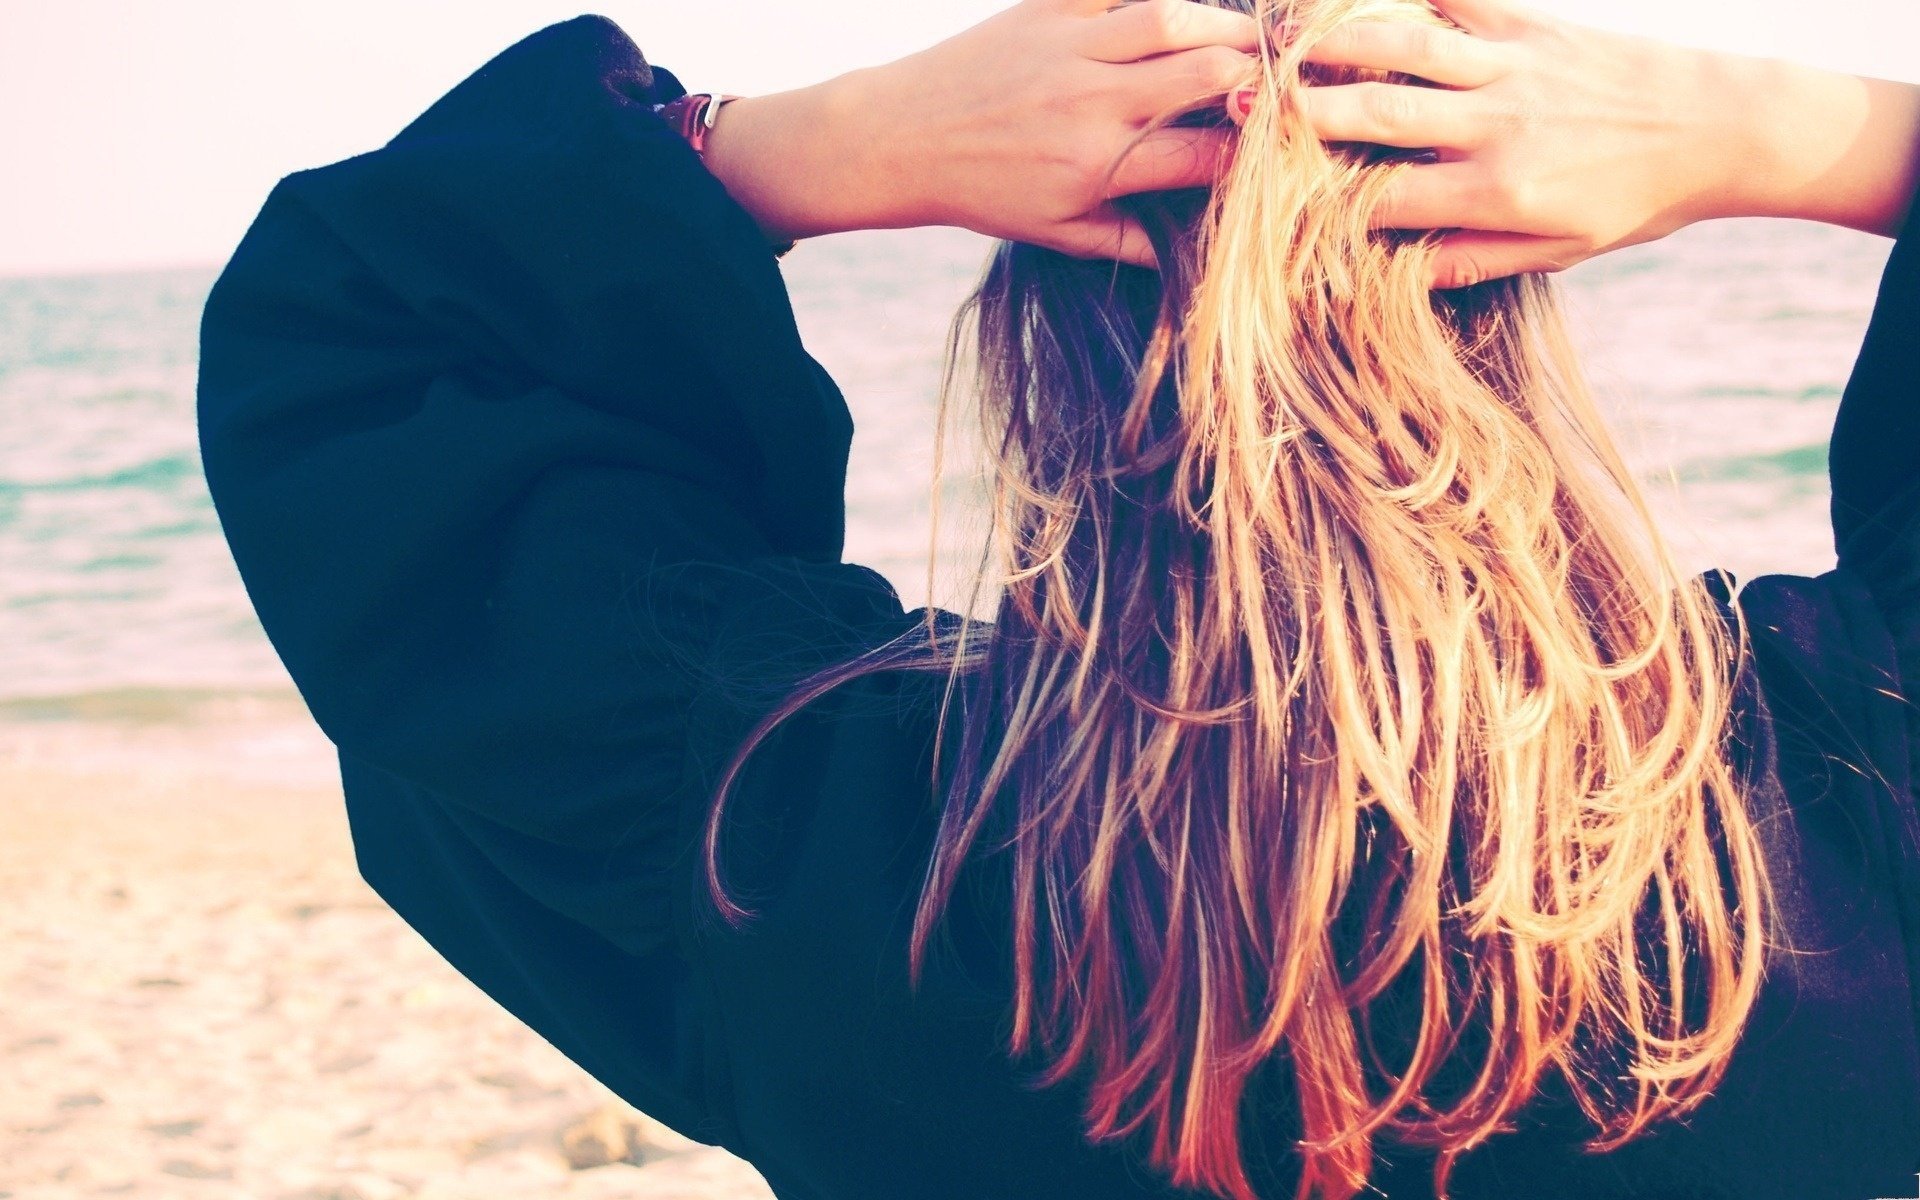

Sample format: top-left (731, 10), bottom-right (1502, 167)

top-left (0, 220), bottom-right (1894, 713)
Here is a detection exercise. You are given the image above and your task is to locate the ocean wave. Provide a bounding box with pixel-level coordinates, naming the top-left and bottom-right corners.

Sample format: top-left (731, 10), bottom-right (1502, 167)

top-left (0, 223), bottom-right (1896, 712)
top-left (0, 451), bottom-right (201, 495)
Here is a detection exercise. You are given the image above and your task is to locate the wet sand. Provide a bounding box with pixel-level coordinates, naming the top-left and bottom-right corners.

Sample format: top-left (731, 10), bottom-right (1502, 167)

top-left (0, 726), bottom-right (775, 1200)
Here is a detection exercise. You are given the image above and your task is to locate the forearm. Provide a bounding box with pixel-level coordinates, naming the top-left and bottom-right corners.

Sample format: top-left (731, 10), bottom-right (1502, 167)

top-left (701, 69), bottom-right (916, 246)
top-left (685, 1), bottom-right (1256, 269)
top-left (1714, 55), bottom-right (1920, 237)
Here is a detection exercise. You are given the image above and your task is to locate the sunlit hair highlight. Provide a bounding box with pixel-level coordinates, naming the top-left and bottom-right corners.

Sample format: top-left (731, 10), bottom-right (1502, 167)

top-left (706, 0), bottom-right (1770, 1195)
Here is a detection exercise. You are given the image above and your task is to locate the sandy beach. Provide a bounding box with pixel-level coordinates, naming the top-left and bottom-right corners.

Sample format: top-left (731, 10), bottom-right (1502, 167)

top-left (0, 709), bottom-right (776, 1200)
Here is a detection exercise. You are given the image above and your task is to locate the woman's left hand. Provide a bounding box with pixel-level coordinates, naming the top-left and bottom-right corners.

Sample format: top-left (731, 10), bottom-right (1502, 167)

top-left (706, 0), bottom-right (1263, 267)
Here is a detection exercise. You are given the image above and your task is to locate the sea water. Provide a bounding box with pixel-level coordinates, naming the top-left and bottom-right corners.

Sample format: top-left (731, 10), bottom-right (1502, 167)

top-left (0, 220), bottom-right (1894, 762)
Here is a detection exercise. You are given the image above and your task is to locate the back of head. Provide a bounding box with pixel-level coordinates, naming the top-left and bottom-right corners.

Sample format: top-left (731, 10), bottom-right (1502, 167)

top-left (704, 0), bottom-right (1773, 1192)
top-left (928, 0), bottom-right (1771, 1195)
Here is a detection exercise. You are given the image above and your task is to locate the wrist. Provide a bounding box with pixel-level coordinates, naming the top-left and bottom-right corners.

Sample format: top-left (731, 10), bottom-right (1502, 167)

top-left (700, 67), bottom-right (925, 246)
top-left (1677, 49), bottom-right (1795, 227)
top-left (1711, 52), bottom-right (1853, 224)
top-left (1708, 52), bottom-right (1920, 236)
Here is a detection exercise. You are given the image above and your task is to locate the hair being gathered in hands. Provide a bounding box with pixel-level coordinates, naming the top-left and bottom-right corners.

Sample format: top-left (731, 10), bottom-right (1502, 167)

top-left (708, 0), bottom-right (1771, 1195)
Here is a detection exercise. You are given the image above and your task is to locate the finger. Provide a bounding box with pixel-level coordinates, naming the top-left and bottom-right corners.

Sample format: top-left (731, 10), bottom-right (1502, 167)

top-left (1121, 45), bottom-right (1260, 121)
top-left (1105, 126), bottom-right (1236, 197)
top-left (1424, 0), bottom-right (1528, 39)
top-left (1370, 162), bottom-right (1497, 230)
top-left (1427, 230), bottom-right (1589, 290)
top-left (1047, 212), bottom-right (1160, 269)
top-left (1081, 0), bottom-right (1263, 63)
top-left (1305, 21), bottom-right (1513, 89)
top-left (1301, 82), bottom-right (1481, 150)
top-left (1225, 86), bottom-right (1251, 126)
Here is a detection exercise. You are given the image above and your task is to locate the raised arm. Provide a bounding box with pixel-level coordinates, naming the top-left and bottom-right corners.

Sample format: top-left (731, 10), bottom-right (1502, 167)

top-left (1270, 0), bottom-right (1920, 672)
top-left (195, 7), bottom-right (1276, 1131)
top-left (696, 0), bottom-right (1270, 265)
top-left (1258, 0), bottom-right (1920, 287)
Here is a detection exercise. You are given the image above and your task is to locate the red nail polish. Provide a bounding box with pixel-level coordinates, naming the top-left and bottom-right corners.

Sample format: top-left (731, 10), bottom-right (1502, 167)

top-left (1235, 89), bottom-right (1254, 117)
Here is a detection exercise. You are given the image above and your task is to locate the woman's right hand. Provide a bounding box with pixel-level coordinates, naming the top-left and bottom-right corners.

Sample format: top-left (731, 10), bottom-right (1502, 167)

top-left (1264, 0), bottom-right (1920, 288)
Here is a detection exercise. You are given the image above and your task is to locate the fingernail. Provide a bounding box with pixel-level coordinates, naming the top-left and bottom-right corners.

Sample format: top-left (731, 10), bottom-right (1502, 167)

top-left (1233, 88), bottom-right (1255, 117)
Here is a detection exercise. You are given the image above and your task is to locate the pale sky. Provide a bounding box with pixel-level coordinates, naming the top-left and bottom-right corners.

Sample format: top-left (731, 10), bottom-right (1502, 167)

top-left (2, 0), bottom-right (1916, 278)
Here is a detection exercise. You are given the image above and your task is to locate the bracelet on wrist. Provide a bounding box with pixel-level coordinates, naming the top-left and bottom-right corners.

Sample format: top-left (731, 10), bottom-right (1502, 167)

top-left (654, 92), bottom-right (798, 259)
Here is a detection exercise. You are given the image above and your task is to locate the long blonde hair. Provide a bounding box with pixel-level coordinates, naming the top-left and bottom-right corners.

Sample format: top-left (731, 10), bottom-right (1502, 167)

top-left (709, 0), bottom-right (1770, 1194)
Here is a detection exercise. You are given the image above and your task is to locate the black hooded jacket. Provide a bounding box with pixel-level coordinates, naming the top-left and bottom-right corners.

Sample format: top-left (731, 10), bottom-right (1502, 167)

top-left (197, 17), bottom-right (1920, 1199)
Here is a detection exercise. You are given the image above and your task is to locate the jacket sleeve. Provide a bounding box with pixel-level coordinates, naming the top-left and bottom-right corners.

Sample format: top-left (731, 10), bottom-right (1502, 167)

top-left (196, 15), bottom-right (910, 1135)
top-left (1831, 195), bottom-right (1920, 649)
top-left (1821, 176), bottom-right (1920, 1036)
